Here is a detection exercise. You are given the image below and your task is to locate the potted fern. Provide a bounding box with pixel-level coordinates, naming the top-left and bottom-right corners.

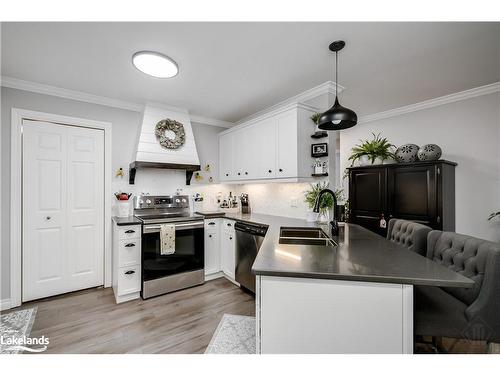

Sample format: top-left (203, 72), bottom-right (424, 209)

top-left (304, 182), bottom-right (344, 223)
top-left (348, 133), bottom-right (395, 166)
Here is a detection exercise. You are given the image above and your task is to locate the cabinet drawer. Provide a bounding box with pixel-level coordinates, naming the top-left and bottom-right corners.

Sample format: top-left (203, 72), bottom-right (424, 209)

top-left (223, 219), bottom-right (235, 232)
top-left (119, 239), bottom-right (141, 267)
top-left (117, 225), bottom-right (141, 240)
top-left (117, 265), bottom-right (141, 296)
top-left (204, 219), bottom-right (221, 230)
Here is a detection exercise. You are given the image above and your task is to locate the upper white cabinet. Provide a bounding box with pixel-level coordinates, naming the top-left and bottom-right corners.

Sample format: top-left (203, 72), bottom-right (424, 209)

top-left (219, 104), bottom-right (316, 182)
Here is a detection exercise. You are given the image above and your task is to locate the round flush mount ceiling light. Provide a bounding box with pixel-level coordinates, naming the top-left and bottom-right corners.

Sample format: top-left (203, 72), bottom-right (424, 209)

top-left (132, 51), bottom-right (178, 78)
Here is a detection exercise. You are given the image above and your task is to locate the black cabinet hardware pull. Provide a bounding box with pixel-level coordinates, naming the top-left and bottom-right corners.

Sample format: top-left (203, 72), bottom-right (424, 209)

top-left (209, 234), bottom-right (212, 238)
top-left (238, 172), bottom-right (241, 175)
top-left (225, 173), bottom-right (229, 176)
top-left (125, 230), bottom-right (135, 234)
top-left (230, 237), bottom-right (233, 240)
top-left (245, 172), bottom-right (248, 175)
top-left (208, 222), bottom-right (215, 225)
top-left (125, 243), bottom-right (135, 247)
top-left (279, 168), bottom-right (283, 172)
top-left (268, 170), bottom-right (272, 173)
top-left (124, 270), bottom-right (135, 275)
top-left (227, 223), bottom-right (232, 226)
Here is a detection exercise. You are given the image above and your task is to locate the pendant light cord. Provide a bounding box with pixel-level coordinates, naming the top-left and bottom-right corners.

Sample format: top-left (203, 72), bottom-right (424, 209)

top-left (335, 51), bottom-right (338, 98)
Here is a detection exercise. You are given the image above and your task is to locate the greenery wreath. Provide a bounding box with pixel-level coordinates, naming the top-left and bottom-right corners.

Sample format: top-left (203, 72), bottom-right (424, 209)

top-left (155, 119), bottom-right (186, 149)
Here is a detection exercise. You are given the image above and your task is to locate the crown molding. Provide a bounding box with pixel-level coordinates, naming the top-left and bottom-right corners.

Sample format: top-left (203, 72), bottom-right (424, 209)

top-left (0, 76), bottom-right (234, 128)
top-left (234, 80), bottom-right (343, 126)
top-left (189, 114), bottom-right (234, 128)
top-left (1, 76), bottom-right (144, 112)
top-left (359, 82), bottom-right (500, 125)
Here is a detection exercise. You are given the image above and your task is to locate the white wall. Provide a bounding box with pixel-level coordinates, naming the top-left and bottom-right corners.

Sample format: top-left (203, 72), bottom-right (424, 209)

top-left (340, 92), bottom-right (500, 242)
top-left (0, 87), bottom-right (228, 300)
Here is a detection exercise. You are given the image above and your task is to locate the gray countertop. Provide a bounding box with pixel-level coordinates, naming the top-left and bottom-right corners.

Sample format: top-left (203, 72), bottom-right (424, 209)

top-left (223, 213), bottom-right (473, 288)
top-left (112, 216), bottom-right (143, 226)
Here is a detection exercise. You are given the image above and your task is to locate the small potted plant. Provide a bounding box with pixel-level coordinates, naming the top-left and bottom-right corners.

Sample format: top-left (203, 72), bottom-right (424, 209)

top-left (348, 133), bottom-right (395, 166)
top-left (304, 182), bottom-right (344, 223)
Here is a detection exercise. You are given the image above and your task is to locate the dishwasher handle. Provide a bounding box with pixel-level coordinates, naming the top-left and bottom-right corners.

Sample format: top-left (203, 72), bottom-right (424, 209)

top-left (234, 222), bottom-right (268, 237)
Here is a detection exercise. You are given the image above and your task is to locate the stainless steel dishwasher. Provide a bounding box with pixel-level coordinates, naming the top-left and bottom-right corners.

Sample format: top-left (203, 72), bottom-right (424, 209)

top-left (234, 221), bottom-right (268, 293)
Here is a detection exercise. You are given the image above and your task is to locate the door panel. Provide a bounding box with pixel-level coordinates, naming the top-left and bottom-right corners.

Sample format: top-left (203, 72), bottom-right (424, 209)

top-left (388, 166), bottom-right (437, 226)
top-left (348, 168), bottom-right (387, 236)
top-left (23, 120), bottom-right (104, 302)
top-left (254, 118), bottom-right (277, 179)
top-left (276, 111), bottom-right (297, 178)
top-left (219, 132), bottom-right (233, 180)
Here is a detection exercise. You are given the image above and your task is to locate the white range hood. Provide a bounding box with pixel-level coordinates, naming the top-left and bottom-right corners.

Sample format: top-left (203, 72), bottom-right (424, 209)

top-left (129, 104), bottom-right (201, 185)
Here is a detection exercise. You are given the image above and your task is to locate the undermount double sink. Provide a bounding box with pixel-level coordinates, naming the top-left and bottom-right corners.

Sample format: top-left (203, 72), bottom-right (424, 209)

top-left (279, 227), bottom-right (338, 247)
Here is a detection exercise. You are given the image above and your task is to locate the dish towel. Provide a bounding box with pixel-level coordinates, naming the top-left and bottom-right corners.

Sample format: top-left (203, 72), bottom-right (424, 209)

top-left (160, 224), bottom-right (176, 255)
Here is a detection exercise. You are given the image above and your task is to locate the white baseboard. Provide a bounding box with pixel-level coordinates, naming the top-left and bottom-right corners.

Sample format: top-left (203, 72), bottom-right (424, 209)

top-left (205, 271), bottom-right (224, 281)
top-left (0, 298), bottom-right (12, 311)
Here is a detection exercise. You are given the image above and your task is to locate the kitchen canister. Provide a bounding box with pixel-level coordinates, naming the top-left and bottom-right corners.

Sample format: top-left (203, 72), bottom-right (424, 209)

top-left (115, 200), bottom-right (131, 217)
top-left (395, 144), bottom-right (419, 163)
top-left (417, 144), bottom-right (442, 161)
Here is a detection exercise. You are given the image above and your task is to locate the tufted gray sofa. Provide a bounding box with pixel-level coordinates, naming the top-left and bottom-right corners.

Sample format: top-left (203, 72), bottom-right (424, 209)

top-left (386, 219), bottom-right (432, 256)
top-left (415, 230), bottom-right (500, 343)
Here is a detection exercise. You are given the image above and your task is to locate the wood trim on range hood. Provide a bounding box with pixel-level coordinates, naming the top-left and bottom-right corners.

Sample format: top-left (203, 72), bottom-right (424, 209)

top-left (129, 161), bottom-right (201, 185)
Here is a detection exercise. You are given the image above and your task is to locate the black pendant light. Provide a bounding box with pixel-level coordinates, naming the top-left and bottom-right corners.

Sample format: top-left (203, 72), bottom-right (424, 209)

top-left (318, 40), bottom-right (357, 130)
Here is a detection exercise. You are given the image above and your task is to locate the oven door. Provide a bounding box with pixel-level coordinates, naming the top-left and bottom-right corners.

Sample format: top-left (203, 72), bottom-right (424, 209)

top-left (141, 221), bottom-right (204, 282)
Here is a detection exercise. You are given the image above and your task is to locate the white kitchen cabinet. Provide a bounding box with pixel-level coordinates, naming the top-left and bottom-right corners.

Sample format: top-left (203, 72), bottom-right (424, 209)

top-left (204, 219), bottom-right (221, 276)
top-left (112, 221), bottom-right (141, 304)
top-left (256, 275), bottom-right (413, 354)
top-left (254, 117), bottom-right (277, 179)
top-left (221, 222), bottom-right (236, 281)
top-left (218, 103), bottom-right (317, 183)
top-left (276, 110), bottom-right (298, 178)
top-left (219, 132), bottom-right (234, 181)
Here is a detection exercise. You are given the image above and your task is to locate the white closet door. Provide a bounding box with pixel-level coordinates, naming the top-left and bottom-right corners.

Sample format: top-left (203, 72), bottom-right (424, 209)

top-left (22, 120), bottom-right (104, 302)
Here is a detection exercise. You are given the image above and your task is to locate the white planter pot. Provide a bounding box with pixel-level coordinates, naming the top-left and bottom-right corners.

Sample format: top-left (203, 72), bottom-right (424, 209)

top-left (358, 155), bottom-right (370, 166)
top-left (316, 211), bottom-right (330, 223)
top-left (372, 157), bottom-right (384, 165)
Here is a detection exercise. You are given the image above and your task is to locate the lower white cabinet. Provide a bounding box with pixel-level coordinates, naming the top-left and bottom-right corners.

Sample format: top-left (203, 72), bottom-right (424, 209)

top-left (112, 221), bottom-right (142, 303)
top-left (221, 229), bottom-right (236, 280)
top-left (204, 218), bottom-right (236, 282)
top-left (204, 219), bottom-right (221, 276)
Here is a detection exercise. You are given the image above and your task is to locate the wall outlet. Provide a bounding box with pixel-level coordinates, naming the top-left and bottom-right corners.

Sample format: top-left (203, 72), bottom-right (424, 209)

top-left (290, 197), bottom-right (299, 208)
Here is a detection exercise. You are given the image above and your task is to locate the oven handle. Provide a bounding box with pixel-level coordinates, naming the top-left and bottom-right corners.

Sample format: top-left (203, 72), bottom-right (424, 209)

top-left (143, 221), bottom-right (204, 233)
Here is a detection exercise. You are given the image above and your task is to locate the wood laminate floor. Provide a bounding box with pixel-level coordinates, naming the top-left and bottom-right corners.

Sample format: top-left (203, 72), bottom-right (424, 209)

top-left (15, 277), bottom-right (255, 354)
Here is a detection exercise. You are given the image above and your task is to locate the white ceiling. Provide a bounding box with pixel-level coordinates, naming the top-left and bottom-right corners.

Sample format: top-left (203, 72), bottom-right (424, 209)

top-left (1, 22), bottom-right (499, 122)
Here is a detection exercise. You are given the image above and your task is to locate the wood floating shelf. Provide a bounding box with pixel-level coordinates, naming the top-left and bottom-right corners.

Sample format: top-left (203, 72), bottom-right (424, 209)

top-left (311, 173), bottom-right (329, 177)
top-left (310, 131), bottom-right (328, 139)
top-left (129, 161), bottom-right (201, 185)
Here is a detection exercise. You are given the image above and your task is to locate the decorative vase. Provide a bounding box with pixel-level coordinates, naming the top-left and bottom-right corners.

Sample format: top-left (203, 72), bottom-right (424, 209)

top-left (395, 144), bottom-right (419, 163)
top-left (417, 144), bottom-right (442, 161)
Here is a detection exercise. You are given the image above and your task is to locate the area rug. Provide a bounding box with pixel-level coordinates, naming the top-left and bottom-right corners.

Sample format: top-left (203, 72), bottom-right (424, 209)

top-left (205, 314), bottom-right (256, 354)
top-left (0, 307), bottom-right (38, 354)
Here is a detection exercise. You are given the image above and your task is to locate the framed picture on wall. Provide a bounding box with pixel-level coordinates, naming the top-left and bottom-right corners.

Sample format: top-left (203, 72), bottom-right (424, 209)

top-left (311, 143), bottom-right (328, 157)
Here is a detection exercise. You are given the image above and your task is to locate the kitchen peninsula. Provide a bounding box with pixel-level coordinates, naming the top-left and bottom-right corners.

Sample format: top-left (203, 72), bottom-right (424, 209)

top-left (220, 213), bottom-right (474, 354)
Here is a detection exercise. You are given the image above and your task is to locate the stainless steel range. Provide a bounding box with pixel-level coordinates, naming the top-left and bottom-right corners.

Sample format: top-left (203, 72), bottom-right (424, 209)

top-left (134, 195), bottom-right (205, 299)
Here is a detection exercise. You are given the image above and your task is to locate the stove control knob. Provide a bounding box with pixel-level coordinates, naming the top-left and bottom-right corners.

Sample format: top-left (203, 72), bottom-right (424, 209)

top-left (145, 199), bottom-right (152, 205)
top-left (175, 199), bottom-right (181, 203)
top-left (138, 200), bottom-right (144, 205)
top-left (181, 198), bottom-right (187, 203)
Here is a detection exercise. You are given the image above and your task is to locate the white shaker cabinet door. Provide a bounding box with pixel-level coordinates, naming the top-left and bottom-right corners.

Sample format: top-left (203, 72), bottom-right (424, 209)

top-left (221, 230), bottom-right (236, 280)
